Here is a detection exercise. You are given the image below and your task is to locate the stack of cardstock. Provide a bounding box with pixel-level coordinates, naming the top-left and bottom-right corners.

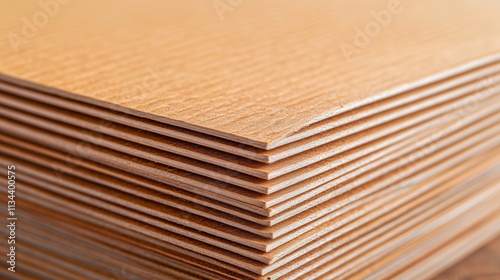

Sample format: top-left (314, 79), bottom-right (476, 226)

top-left (0, 0), bottom-right (499, 279)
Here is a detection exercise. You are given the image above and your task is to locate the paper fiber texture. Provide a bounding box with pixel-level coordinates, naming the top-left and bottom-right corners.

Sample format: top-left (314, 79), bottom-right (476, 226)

top-left (1, 0), bottom-right (499, 146)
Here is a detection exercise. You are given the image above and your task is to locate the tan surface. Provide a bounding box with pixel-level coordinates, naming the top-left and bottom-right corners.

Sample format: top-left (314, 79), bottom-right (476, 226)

top-left (0, 112), bottom-right (496, 241)
top-left (0, 107), bottom-right (493, 234)
top-left (290, 182), bottom-right (500, 279)
top-left (1, 0), bottom-right (500, 146)
top-left (434, 235), bottom-right (500, 280)
top-left (3, 163), bottom-right (498, 279)
top-left (340, 209), bottom-right (500, 280)
top-left (2, 1), bottom-right (500, 278)
top-left (1, 69), bottom-right (498, 178)
top-left (1, 61), bottom-right (498, 163)
top-left (0, 87), bottom-right (497, 197)
top-left (1, 63), bottom-right (498, 163)
top-left (0, 133), bottom-right (497, 274)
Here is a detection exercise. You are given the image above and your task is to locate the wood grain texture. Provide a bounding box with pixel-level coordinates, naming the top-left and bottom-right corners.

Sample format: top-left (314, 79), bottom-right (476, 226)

top-left (1, 0), bottom-right (499, 146)
top-left (5, 165), bottom-right (498, 279)
top-left (0, 110), bottom-right (496, 233)
top-left (340, 210), bottom-right (500, 280)
top-left (0, 106), bottom-right (494, 229)
top-left (0, 132), bottom-right (498, 275)
top-left (1, 61), bottom-right (498, 162)
top-left (1, 1), bottom-right (500, 278)
top-left (0, 86), bottom-right (497, 198)
top-left (1, 67), bottom-right (497, 176)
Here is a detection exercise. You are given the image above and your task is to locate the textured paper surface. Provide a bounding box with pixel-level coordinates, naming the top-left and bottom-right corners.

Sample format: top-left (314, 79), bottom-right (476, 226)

top-left (1, 0), bottom-right (500, 146)
top-left (3, 156), bottom-right (498, 279)
top-left (2, 1), bottom-right (500, 278)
